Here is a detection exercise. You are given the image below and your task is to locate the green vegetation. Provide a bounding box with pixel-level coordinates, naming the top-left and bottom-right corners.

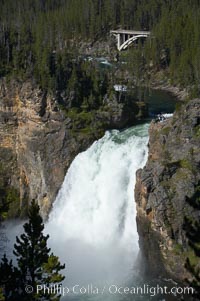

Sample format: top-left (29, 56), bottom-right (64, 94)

top-left (0, 0), bottom-right (200, 97)
top-left (175, 102), bottom-right (183, 112)
top-left (63, 108), bottom-right (107, 138)
top-left (0, 161), bottom-right (24, 218)
top-left (161, 126), bottom-right (171, 136)
top-left (194, 125), bottom-right (200, 138)
top-left (179, 159), bottom-right (193, 171)
top-left (0, 201), bottom-right (65, 301)
top-left (163, 158), bottom-right (194, 176)
top-left (186, 249), bottom-right (199, 267)
top-left (173, 243), bottom-right (183, 255)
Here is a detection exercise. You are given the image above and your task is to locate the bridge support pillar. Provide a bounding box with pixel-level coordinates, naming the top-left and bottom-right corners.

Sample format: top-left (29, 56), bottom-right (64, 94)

top-left (117, 34), bottom-right (121, 51)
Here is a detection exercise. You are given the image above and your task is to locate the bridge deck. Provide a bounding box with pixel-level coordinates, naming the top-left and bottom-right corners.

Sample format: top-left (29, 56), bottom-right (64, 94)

top-left (110, 29), bottom-right (150, 35)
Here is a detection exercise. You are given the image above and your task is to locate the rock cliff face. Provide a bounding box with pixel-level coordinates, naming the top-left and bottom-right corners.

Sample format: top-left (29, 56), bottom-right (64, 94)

top-left (0, 78), bottom-right (145, 219)
top-left (135, 99), bottom-right (200, 288)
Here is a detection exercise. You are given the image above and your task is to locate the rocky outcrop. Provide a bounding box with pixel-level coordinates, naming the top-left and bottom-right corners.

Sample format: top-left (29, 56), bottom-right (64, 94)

top-left (0, 78), bottom-right (145, 219)
top-left (135, 99), bottom-right (200, 289)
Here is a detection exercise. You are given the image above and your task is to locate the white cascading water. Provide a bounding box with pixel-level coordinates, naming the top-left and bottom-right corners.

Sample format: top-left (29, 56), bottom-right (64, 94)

top-left (46, 123), bottom-right (149, 300)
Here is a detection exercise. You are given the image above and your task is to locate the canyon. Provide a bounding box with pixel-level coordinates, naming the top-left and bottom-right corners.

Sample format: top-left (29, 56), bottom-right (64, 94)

top-left (1, 76), bottom-right (199, 297)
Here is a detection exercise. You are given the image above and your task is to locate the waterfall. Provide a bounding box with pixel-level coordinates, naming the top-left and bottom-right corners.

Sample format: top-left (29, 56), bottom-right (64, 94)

top-left (46, 123), bottom-right (149, 300)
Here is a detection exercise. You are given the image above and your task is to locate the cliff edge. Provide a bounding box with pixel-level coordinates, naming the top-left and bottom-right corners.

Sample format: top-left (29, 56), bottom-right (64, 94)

top-left (135, 99), bottom-right (200, 291)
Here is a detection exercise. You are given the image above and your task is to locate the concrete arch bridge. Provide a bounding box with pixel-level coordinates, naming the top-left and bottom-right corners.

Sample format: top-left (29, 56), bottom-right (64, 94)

top-left (110, 29), bottom-right (151, 51)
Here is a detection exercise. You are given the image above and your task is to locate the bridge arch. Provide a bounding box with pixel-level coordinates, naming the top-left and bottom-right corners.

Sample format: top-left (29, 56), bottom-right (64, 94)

top-left (119, 34), bottom-right (149, 51)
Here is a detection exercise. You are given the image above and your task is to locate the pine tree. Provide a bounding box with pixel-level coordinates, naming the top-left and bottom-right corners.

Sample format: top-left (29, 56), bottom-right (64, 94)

top-left (12, 200), bottom-right (65, 301)
top-left (0, 255), bottom-right (20, 301)
top-left (42, 254), bottom-right (65, 301)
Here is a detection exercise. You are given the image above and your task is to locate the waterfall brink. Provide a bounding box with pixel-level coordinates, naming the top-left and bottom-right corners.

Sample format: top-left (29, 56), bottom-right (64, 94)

top-left (46, 123), bottom-right (149, 299)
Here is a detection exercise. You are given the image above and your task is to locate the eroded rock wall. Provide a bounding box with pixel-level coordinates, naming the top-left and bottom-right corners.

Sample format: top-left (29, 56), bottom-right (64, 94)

top-left (0, 78), bottom-right (144, 219)
top-left (0, 79), bottom-right (85, 218)
top-left (135, 99), bottom-right (200, 285)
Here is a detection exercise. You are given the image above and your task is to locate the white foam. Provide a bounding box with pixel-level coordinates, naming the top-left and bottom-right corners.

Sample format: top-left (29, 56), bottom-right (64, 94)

top-left (46, 124), bottom-right (149, 289)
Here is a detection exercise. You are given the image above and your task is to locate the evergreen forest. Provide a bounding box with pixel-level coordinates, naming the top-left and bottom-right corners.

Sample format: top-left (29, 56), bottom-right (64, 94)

top-left (0, 0), bottom-right (200, 97)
